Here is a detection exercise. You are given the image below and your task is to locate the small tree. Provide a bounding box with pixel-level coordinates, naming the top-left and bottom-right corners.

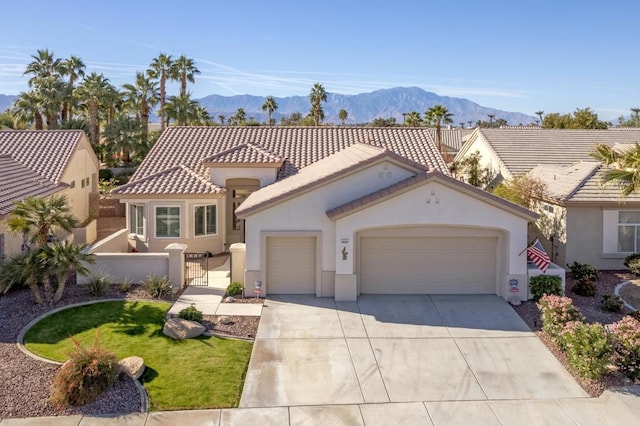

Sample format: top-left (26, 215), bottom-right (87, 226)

top-left (450, 151), bottom-right (495, 189)
top-left (493, 174), bottom-right (546, 209)
top-left (338, 109), bottom-right (348, 126)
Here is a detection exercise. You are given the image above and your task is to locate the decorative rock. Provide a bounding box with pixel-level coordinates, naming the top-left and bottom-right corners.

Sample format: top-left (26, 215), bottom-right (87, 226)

top-left (225, 297), bottom-right (235, 303)
top-left (163, 317), bottom-right (206, 340)
top-left (118, 356), bottom-right (145, 380)
top-left (219, 315), bottom-right (233, 325)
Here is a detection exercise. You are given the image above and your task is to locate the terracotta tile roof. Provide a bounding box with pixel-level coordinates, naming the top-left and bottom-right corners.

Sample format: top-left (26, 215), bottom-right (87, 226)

top-left (566, 168), bottom-right (640, 204)
top-left (124, 127), bottom-right (447, 196)
top-left (326, 170), bottom-right (537, 221)
top-left (0, 155), bottom-right (66, 215)
top-left (0, 130), bottom-right (85, 215)
top-left (426, 128), bottom-right (474, 151)
top-left (112, 164), bottom-right (224, 196)
top-left (529, 162), bottom-right (601, 201)
top-left (473, 128), bottom-right (640, 177)
top-left (236, 143), bottom-right (428, 217)
top-left (203, 143), bottom-right (283, 165)
top-left (0, 130), bottom-right (84, 183)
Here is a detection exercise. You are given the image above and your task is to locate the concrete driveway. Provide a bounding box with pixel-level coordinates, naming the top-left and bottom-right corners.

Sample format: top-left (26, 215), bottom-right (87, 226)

top-left (240, 294), bottom-right (587, 408)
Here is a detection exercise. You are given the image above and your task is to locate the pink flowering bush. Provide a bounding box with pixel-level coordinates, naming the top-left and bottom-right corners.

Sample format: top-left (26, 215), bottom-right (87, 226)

top-left (609, 316), bottom-right (640, 380)
top-left (559, 321), bottom-right (611, 379)
top-left (537, 294), bottom-right (584, 343)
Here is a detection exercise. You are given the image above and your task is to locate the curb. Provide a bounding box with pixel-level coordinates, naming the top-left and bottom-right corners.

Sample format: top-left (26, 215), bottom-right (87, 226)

top-left (613, 281), bottom-right (639, 312)
top-left (16, 298), bottom-right (153, 413)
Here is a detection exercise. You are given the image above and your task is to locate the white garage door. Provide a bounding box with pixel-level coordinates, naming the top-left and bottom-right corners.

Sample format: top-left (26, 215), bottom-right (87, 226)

top-left (360, 236), bottom-right (497, 294)
top-left (266, 236), bottom-right (316, 294)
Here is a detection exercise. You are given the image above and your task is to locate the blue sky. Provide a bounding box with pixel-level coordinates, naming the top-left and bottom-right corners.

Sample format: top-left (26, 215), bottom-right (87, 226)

top-left (1, 0), bottom-right (638, 120)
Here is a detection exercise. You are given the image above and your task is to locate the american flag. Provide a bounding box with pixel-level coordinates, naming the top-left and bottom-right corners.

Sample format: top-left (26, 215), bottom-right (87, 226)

top-left (527, 239), bottom-right (550, 272)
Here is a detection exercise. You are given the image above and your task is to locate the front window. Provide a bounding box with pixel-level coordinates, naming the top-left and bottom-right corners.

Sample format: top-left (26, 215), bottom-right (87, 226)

top-left (129, 204), bottom-right (144, 236)
top-left (156, 206), bottom-right (180, 238)
top-left (195, 205), bottom-right (217, 236)
top-left (618, 211), bottom-right (640, 252)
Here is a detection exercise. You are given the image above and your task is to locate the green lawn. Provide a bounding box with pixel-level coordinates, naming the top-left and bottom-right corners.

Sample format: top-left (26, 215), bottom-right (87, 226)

top-left (24, 301), bottom-right (253, 410)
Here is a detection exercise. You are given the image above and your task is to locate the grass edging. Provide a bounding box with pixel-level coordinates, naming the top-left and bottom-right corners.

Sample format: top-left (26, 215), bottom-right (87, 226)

top-left (16, 298), bottom-right (151, 412)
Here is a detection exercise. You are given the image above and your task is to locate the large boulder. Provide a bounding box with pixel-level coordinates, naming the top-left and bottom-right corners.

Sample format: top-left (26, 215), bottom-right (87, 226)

top-left (163, 317), bottom-right (206, 340)
top-left (118, 356), bottom-right (145, 380)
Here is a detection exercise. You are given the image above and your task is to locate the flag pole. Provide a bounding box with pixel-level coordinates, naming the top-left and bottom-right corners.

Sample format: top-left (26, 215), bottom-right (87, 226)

top-left (518, 238), bottom-right (537, 256)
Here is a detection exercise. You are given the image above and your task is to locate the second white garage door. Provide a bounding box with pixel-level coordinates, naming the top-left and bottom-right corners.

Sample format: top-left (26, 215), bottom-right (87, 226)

top-left (360, 236), bottom-right (497, 294)
top-left (266, 236), bottom-right (316, 294)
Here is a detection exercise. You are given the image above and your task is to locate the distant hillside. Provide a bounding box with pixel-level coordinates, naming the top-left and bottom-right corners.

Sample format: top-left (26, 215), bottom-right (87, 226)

top-left (197, 87), bottom-right (536, 126)
top-left (0, 94), bottom-right (16, 112)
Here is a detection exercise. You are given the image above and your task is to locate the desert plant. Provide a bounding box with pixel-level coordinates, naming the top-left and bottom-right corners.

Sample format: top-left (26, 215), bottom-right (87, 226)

top-left (178, 305), bottom-right (203, 323)
top-left (572, 279), bottom-right (597, 297)
top-left (226, 281), bottom-right (243, 297)
top-left (530, 275), bottom-right (563, 302)
top-left (601, 295), bottom-right (624, 312)
top-left (118, 277), bottom-right (133, 293)
top-left (609, 316), bottom-right (640, 380)
top-left (142, 275), bottom-right (172, 299)
top-left (50, 332), bottom-right (118, 407)
top-left (559, 321), bottom-right (611, 380)
top-left (537, 294), bottom-right (584, 343)
top-left (624, 253), bottom-right (640, 275)
top-left (87, 272), bottom-right (111, 297)
top-left (568, 261), bottom-right (598, 282)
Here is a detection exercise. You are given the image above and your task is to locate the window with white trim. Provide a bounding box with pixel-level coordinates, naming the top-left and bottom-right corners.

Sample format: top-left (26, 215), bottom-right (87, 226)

top-left (194, 204), bottom-right (217, 236)
top-left (129, 204), bottom-right (144, 237)
top-left (618, 211), bottom-right (640, 252)
top-left (155, 206), bottom-right (180, 238)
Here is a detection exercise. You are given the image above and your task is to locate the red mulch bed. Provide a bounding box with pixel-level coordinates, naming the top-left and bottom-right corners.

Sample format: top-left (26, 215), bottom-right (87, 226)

top-left (512, 270), bottom-right (639, 396)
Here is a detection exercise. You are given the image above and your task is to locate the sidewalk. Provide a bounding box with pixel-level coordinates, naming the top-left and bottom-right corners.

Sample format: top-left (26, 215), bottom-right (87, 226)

top-left (167, 257), bottom-right (262, 318)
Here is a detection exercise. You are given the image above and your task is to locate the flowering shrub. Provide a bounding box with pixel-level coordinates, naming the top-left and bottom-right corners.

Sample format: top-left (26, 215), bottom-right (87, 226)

top-left (537, 294), bottom-right (584, 343)
top-left (50, 333), bottom-right (119, 407)
top-left (559, 321), bottom-right (611, 379)
top-left (609, 316), bottom-right (640, 380)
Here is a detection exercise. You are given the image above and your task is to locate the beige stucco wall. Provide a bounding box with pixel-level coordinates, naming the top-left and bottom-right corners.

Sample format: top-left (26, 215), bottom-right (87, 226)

top-left (60, 140), bottom-right (99, 223)
top-left (0, 218), bottom-right (23, 260)
top-left (454, 133), bottom-right (509, 180)
top-left (210, 167), bottom-right (278, 187)
top-left (120, 196), bottom-right (225, 254)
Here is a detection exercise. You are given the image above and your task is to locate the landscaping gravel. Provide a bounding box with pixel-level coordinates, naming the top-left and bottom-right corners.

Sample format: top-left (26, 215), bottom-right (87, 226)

top-left (513, 270), bottom-right (638, 397)
top-left (0, 283), bottom-right (167, 419)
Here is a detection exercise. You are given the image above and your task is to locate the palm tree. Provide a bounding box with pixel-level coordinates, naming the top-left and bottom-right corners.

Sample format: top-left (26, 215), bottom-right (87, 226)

top-left (148, 53), bottom-right (174, 131)
top-left (339, 109), bottom-right (348, 126)
top-left (24, 49), bottom-right (62, 87)
top-left (309, 83), bottom-right (327, 126)
top-left (535, 110), bottom-right (544, 125)
top-left (630, 108), bottom-right (640, 127)
top-left (487, 114), bottom-right (495, 125)
top-left (173, 55), bottom-right (200, 97)
top-left (218, 115), bottom-right (226, 125)
top-left (11, 91), bottom-right (44, 129)
top-left (0, 249), bottom-right (47, 304)
top-left (60, 55), bottom-right (86, 122)
top-left (102, 115), bottom-right (141, 164)
top-left (36, 75), bottom-right (66, 129)
top-left (76, 72), bottom-right (111, 146)
top-left (591, 143), bottom-right (640, 196)
top-left (192, 105), bottom-right (213, 126)
top-left (46, 241), bottom-right (93, 303)
top-left (467, 120), bottom-right (473, 128)
top-left (262, 96), bottom-right (278, 126)
top-left (426, 104), bottom-right (454, 155)
top-left (122, 72), bottom-right (159, 146)
top-left (405, 111), bottom-right (421, 127)
top-left (166, 93), bottom-right (199, 126)
top-left (231, 108), bottom-right (246, 125)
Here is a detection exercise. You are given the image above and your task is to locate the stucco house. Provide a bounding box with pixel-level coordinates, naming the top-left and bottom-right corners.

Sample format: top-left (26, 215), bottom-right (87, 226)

top-left (0, 130), bottom-right (100, 262)
top-left (113, 126), bottom-right (536, 302)
top-left (454, 128), bottom-right (640, 269)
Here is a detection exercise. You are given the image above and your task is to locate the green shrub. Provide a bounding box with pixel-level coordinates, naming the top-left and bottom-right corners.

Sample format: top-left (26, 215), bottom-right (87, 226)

top-left (178, 306), bottom-right (203, 323)
top-left (98, 169), bottom-right (113, 180)
top-left (568, 261), bottom-right (598, 282)
top-left (628, 311), bottom-right (640, 322)
top-left (572, 279), bottom-right (597, 297)
top-left (624, 253), bottom-right (640, 275)
top-left (530, 275), bottom-right (563, 302)
top-left (143, 275), bottom-right (173, 299)
top-left (559, 321), bottom-right (611, 380)
top-left (537, 294), bottom-right (584, 343)
top-left (226, 282), bottom-right (244, 297)
top-left (87, 272), bottom-right (111, 297)
top-left (601, 295), bottom-right (624, 312)
top-left (118, 278), bottom-right (133, 293)
top-left (50, 333), bottom-right (118, 407)
top-left (609, 316), bottom-right (640, 380)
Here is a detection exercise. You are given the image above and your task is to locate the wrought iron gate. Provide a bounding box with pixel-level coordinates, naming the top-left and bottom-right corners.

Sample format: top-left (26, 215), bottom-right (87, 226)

top-left (184, 252), bottom-right (209, 286)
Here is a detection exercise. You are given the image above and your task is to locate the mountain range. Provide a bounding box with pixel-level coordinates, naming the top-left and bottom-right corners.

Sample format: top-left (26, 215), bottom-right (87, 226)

top-left (0, 87), bottom-right (536, 126)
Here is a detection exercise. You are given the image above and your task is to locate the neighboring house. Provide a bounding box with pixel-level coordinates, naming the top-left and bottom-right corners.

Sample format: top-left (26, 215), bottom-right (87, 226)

top-left (113, 126), bottom-right (536, 301)
top-left (426, 128), bottom-right (474, 161)
top-left (0, 130), bottom-right (100, 261)
top-left (454, 128), bottom-right (640, 269)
